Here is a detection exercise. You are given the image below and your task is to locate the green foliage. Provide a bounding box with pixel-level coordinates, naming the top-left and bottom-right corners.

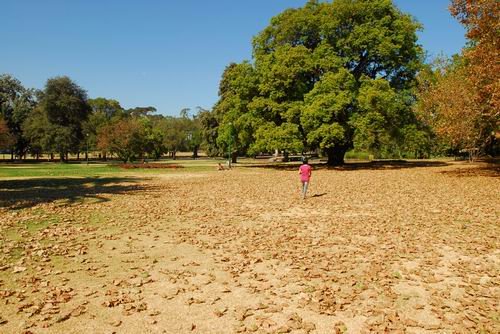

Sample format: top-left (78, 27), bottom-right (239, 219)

top-left (21, 108), bottom-right (48, 156)
top-left (82, 110), bottom-right (108, 152)
top-left (2, 76), bottom-right (217, 162)
top-left (400, 124), bottom-right (432, 158)
top-left (36, 76), bottom-right (91, 160)
top-left (344, 150), bottom-right (371, 160)
top-left (214, 62), bottom-right (260, 158)
top-left (0, 74), bottom-right (36, 157)
top-left (88, 98), bottom-right (124, 119)
top-left (216, 121), bottom-right (236, 155)
top-left (157, 116), bottom-right (186, 158)
top-left (23, 106), bottom-right (86, 159)
top-left (82, 98), bottom-right (126, 156)
top-left (98, 117), bottom-right (146, 163)
top-left (349, 78), bottom-right (404, 154)
top-left (40, 77), bottom-right (90, 128)
top-left (198, 108), bottom-right (219, 156)
top-left (302, 70), bottom-right (356, 149)
top-left (211, 0), bottom-right (424, 165)
top-left (144, 121), bottom-right (166, 160)
top-left (127, 106), bottom-right (157, 117)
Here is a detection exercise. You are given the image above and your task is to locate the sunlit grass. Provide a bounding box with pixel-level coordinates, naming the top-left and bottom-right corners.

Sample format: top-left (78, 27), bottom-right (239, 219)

top-left (0, 159), bottom-right (220, 178)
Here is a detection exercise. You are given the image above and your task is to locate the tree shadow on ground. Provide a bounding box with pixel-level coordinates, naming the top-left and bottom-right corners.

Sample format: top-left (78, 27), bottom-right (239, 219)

top-left (0, 177), bottom-right (148, 210)
top-left (242, 160), bottom-right (450, 171)
top-left (439, 164), bottom-right (500, 178)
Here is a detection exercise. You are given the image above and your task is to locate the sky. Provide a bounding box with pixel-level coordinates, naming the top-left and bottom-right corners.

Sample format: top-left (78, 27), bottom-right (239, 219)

top-left (1, 0), bottom-right (466, 116)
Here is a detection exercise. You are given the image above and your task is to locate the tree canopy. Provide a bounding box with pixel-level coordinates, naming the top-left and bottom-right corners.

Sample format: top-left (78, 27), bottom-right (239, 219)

top-left (28, 76), bottom-right (91, 160)
top-left (0, 74), bottom-right (36, 157)
top-left (414, 0), bottom-right (499, 158)
top-left (212, 0), bottom-right (424, 164)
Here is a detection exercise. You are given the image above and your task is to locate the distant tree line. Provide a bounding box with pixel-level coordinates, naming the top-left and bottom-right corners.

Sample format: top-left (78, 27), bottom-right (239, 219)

top-left (0, 75), bottom-right (203, 162)
top-left (1, 0), bottom-right (497, 164)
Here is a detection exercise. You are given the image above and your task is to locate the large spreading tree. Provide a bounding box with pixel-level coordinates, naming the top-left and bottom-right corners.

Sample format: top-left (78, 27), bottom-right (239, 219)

top-left (214, 0), bottom-right (424, 165)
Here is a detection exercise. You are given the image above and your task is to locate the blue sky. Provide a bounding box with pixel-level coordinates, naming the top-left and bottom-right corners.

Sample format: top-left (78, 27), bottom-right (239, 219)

top-left (1, 0), bottom-right (466, 116)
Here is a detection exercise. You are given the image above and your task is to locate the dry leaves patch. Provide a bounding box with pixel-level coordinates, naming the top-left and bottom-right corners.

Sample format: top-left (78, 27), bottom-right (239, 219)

top-left (0, 161), bottom-right (498, 333)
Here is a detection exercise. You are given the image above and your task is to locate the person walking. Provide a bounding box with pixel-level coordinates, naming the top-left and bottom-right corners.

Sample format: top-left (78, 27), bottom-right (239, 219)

top-left (299, 159), bottom-right (312, 199)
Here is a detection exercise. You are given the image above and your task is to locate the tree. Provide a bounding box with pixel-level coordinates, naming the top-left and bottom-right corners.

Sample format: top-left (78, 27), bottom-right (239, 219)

top-left (157, 116), bottom-right (186, 160)
top-left (0, 116), bottom-right (14, 150)
top-left (88, 97), bottom-right (124, 119)
top-left (250, 122), bottom-right (304, 160)
top-left (140, 116), bottom-right (167, 160)
top-left (22, 108), bottom-right (51, 159)
top-left (198, 108), bottom-right (220, 156)
top-left (127, 106), bottom-right (157, 117)
top-left (97, 117), bottom-right (146, 163)
top-left (83, 98), bottom-right (125, 159)
top-left (0, 74), bottom-right (36, 159)
top-left (400, 124), bottom-right (432, 159)
top-left (38, 76), bottom-right (91, 161)
top-left (214, 62), bottom-right (260, 163)
top-left (213, 0), bottom-right (423, 165)
top-left (145, 124), bottom-right (166, 160)
top-left (186, 109), bottom-right (203, 159)
top-left (415, 56), bottom-right (484, 158)
top-left (449, 0), bottom-right (499, 152)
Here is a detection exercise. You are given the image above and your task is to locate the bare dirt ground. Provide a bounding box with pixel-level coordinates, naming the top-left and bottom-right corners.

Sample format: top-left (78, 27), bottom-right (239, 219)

top-left (0, 161), bottom-right (499, 333)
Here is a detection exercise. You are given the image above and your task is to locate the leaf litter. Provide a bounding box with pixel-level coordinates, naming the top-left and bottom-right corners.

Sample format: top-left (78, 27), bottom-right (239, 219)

top-left (0, 160), bottom-right (498, 333)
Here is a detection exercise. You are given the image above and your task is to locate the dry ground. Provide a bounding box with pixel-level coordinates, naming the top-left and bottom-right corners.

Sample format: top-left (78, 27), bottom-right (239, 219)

top-left (0, 161), bottom-right (499, 333)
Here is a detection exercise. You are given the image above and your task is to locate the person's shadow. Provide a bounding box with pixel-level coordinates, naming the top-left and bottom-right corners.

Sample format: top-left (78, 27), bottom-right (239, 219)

top-left (311, 193), bottom-right (327, 198)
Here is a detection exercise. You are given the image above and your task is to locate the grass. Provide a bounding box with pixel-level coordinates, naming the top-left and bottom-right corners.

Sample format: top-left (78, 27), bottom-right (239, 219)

top-left (0, 159), bottom-right (218, 178)
top-left (344, 150), bottom-right (372, 160)
top-left (0, 163), bottom-right (122, 178)
top-left (1, 210), bottom-right (60, 245)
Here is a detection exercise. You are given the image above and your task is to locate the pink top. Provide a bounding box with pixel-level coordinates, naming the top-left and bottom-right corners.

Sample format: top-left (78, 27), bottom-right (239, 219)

top-left (299, 164), bottom-right (312, 182)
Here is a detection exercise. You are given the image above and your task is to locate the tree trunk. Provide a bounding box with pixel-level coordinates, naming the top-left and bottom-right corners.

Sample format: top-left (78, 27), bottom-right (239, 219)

top-left (193, 146), bottom-right (198, 159)
top-left (59, 153), bottom-right (65, 162)
top-left (173, 150), bottom-right (177, 160)
top-left (77, 152), bottom-right (80, 160)
top-left (326, 146), bottom-right (348, 166)
top-left (283, 151), bottom-right (289, 162)
top-left (231, 151), bottom-right (237, 163)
